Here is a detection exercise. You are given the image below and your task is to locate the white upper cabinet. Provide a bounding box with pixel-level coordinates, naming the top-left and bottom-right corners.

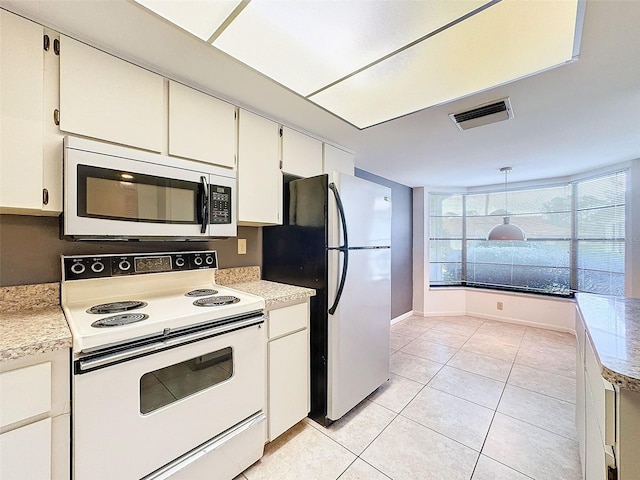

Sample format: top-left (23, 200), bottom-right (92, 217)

top-left (0, 10), bottom-right (44, 213)
top-left (237, 110), bottom-right (281, 225)
top-left (323, 144), bottom-right (355, 175)
top-left (280, 127), bottom-right (322, 178)
top-left (168, 81), bottom-right (237, 168)
top-left (59, 36), bottom-right (164, 152)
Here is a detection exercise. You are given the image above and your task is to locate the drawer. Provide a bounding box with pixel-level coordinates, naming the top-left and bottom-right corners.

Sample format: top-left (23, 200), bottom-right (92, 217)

top-left (0, 362), bottom-right (51, 428)
top-left (268, 302), bottom-right (308, 340)
top-left (0, 417), bottom-right (51, 480)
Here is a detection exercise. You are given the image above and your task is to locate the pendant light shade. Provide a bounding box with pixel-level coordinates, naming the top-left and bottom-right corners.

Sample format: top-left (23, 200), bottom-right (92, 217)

top-left (487, 167), bottom-right (526, 241)
top-left (488, 216), bottom-right (526, 241)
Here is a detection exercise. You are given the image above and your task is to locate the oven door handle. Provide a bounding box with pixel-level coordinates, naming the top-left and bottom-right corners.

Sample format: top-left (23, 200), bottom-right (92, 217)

top-left (77, 315), bottom-right (265, 373)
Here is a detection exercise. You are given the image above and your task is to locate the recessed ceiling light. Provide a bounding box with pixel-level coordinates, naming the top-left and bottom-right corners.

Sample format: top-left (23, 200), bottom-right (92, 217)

top-left (133, 0), bottom-right (584, 129)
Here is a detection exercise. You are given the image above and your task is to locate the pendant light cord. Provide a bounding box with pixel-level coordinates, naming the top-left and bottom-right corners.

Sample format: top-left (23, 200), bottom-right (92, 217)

top-left (504, 168), bottom-right (508, 216)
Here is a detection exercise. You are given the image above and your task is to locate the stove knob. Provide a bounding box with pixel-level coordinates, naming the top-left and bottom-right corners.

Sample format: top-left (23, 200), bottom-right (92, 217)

top-left (70, 262), bottom-right (85, 275)
top-left (193, 256), bottom-right (203, 266)
top-left (118, 260), bottom-right (131, 272)
top-left (205, 255), bottom-right (214, 265)
top-left (175, 257), bottom-right (185, 267)
top-left (91, 261), bottom-right (105, 273)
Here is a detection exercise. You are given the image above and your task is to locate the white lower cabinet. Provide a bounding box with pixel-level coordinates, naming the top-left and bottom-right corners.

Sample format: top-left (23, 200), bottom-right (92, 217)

top-left (0, 349), bottom-right (70, 480)
top-left (0, 418), bottom-right (51, 480)
top-left (576, 309), bottom-right (617, 480)
top-left (266, 301), bottom-right (310, 441)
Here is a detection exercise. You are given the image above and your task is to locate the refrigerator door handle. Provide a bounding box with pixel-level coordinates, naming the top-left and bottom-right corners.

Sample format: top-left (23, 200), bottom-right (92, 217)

top-left (328, 182), bottom-right (349, 315)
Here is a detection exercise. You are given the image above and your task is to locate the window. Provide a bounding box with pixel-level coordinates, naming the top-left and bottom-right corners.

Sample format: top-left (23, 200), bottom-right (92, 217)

top-left (575, 172), bottom-right (626, 295)
top-left (429, 193), bottom-right (463, 286)
top-left (429, 170), bottom-right (626, 296)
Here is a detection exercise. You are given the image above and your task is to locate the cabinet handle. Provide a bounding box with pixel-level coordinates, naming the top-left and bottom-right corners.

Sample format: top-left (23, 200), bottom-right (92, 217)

top-left (43, 35), bottom-right (50, 51)
top-left (53, 109), bottom-right (60, 126)
top-left (42, 189), bottom-right (49, 205)
top-left (53, 38), bottom-right (60, 55)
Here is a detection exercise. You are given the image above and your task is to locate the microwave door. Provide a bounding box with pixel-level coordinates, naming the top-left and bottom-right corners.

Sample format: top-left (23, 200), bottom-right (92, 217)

top-left (65, 149), bottom-right (209, 238)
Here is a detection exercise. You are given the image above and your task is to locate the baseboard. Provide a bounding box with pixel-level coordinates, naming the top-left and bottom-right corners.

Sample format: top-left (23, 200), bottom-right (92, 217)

top-left (422, 311), bottom-right (467, 318)
top-left (391, 311), bottom-right (414, 325)
top-left (465, 311), bottom-right (576, 335)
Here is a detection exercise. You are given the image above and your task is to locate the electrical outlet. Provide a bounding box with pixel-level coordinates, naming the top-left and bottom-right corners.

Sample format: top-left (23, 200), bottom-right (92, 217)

top-left (497, 302), bottom-right (504, 311)
top-left (237, 238), bottom-right (247, 255)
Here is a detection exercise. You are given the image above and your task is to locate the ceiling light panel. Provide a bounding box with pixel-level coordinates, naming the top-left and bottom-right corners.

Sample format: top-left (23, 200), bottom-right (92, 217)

top-left (212, 0), bottom-right (490, 96)
top-left (134, 0), bottom-right (243, 41)
top-left (309, 0), bottom-right (580, 128)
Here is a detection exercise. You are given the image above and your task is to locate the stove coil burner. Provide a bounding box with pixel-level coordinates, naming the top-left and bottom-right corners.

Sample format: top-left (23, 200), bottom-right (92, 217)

top-left (91, 313), bottom-right (149, 328)
top-left (87, 301), bottom-right (147, 315)
top-left (185, 289), bottom-right (218, 297)
top-left (193, 296), bottom-right (241, 307)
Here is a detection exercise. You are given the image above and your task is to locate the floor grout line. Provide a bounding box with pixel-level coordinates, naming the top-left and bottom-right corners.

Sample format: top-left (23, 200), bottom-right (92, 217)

top-left (245, 316), bottom-right (581, 480)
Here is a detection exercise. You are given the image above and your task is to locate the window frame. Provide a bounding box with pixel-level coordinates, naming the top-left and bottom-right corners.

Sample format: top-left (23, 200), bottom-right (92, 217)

top-left (428, 169), bottom-right (627, 297)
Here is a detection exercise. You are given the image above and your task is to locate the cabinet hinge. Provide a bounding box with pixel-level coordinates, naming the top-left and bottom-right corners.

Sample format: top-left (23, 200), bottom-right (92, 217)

top-left (279, 128), bottom-right (283, 137)
top-left (42, 189), bottom-right (49, 206)
top-left (53, 38), bottom-right (60, 55)
top-left (608, 466), bottom-right (618, 480)
top-left (43, 34), bottom-right (50, 51)
top-left (53, 109), bottom-right (60, 126)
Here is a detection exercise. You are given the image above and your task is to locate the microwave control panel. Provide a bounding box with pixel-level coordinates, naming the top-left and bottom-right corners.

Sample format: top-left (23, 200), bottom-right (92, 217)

top-left (210, 185), bottom-right (231, 224)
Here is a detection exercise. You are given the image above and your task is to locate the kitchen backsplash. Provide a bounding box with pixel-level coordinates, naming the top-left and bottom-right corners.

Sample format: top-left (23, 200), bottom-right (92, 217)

top-left (0, 215), bottom-right (262, 287)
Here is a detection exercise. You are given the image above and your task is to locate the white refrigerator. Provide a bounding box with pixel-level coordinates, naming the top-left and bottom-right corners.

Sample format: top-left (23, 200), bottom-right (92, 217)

top-left (263, 172), bottom-right (392, 424)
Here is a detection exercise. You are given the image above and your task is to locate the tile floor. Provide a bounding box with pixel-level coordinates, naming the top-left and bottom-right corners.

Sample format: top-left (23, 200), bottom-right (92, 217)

top-left (238, 315), bottom-right (581, 480)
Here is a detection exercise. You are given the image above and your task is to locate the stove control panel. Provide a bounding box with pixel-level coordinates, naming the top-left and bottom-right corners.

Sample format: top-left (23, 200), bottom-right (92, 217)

top-left (62, 251), bottom-right (218, 281)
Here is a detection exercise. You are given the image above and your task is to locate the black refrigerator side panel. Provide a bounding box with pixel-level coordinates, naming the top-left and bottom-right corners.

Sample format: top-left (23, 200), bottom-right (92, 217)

top-left (262, 174), bottom-right (328, 290)
top-left (263, 174), bottom-right (330, 422)
top-left (307, 291), bottom-right (328, 423)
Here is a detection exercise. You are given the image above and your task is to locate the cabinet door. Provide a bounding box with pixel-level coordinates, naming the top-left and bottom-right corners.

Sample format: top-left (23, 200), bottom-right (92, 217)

top-left (0, 418), bottom-right (51, 480)
top-left (238, 110), bottom-right (281, 225)
top-left (0, 10), bottom-right (44, 213)
top-left (323, 144), bottom-right (355, 175)
top-left (168, 81), bottom-right (236, 168)
top-left (268, 329), bottom-right (309, 440)
top-left (59, 36), bottom-right (164, 152)
top-left (281, 127), bottom-right (322, 178)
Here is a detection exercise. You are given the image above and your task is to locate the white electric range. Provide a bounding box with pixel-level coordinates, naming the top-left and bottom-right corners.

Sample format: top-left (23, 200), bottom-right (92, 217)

top-left (61, 250), bottom-right (266, 480)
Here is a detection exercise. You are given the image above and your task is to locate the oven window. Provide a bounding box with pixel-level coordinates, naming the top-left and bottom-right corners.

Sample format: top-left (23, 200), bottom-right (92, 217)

top-left (140, 347), bottom-right (233, 414)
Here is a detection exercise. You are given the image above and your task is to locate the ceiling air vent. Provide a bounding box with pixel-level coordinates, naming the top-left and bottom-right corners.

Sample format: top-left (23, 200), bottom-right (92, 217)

top-left (449, 97), bottom-right (514, 131)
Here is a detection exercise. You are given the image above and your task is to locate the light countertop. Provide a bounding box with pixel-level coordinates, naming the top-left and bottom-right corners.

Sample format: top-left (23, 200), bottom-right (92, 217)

top-left (0, 283), bottom-right (72, 363)
top-left (227, 280), bottom-right (315, 309)
top-left (576, 293), bottom-right (640, 391)
top-left (215, 265), bottom-right (315, 308)
top-left (0, 267), bottom-right (313, 364)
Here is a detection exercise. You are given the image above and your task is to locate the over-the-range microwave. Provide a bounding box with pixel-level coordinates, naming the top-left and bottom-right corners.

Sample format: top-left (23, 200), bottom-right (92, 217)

top-left (63, 136), bottom-right (237, 240)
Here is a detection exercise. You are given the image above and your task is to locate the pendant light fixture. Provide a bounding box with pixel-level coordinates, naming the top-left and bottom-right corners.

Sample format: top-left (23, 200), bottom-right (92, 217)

top-left (487, 167), bottom-right (526, 241)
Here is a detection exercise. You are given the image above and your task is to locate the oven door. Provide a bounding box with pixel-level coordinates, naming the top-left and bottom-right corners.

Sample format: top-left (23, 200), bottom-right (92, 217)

top-left (72, 317), bottom-right (265, 480)
top-left (64, 139), bottom-right (236, 239)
